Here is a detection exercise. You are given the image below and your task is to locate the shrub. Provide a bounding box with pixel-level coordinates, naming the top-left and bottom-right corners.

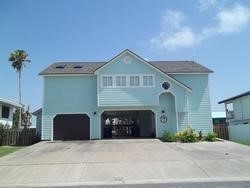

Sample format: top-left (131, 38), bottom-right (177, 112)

top-left (175, 126), bottom-right (199, 143)
top-left (205, 132), bottom-right (217, 142)
top-left (162, 131), bottom-right (176, 142)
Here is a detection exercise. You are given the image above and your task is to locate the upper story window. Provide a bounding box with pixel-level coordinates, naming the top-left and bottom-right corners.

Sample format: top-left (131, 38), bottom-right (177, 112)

top-left (129, 76), bottom-right (140, 86)
top-left (101, 74), bottom-right (155, 88)
top-left (226, 103), bottom-right (234, 119)
top-left (116, 76), bottom-right (126, 87)
top-left (143, 76), bottom-right (153, 86)
top-left (1, 106), bottom-right (10, 119)
top-left (102, 76), bottom-right (113, 87)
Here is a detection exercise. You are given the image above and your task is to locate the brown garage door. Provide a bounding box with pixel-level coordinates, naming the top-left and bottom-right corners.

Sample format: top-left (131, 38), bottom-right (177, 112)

top-left (53, 114), bottom-right (90, 140)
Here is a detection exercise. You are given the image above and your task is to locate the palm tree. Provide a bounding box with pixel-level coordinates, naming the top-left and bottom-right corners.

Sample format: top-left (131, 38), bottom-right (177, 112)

top-left (8, 50), bottom-right (30, 128)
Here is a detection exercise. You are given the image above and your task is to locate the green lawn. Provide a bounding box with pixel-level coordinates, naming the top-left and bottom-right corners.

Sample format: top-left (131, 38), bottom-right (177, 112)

top-left (0, 146), bottom-right (25, 157)
top-left (237, 141), bottom-right (250, 146)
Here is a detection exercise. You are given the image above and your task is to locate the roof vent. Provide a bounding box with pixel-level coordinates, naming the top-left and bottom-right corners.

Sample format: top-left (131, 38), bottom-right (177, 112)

top-left (55, 64), bottom-right (66, 69)
top-left (73, 65), bottom-right (82, 68)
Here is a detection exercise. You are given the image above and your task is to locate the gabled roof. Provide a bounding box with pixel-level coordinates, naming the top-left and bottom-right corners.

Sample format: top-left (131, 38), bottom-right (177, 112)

top-left (218, 91), bottom-right (250, 104)
top-left (32, 108), bottom-right (42, 115)
top-left (39, 49), bottom-right (213, 75)
top-left (39, 61), bottom-right (213, 75)
top-left (0, 98), bottom-right (21, 108)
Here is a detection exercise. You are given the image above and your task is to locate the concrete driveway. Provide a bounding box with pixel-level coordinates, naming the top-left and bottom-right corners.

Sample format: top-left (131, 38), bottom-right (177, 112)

top-left (0, 139), bottom-right (250, 187)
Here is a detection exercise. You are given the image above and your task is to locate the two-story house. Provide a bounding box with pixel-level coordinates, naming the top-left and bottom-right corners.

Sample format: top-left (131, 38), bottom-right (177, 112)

top-left (219, 91), bottom-right (250, 142)
top-left (40, 49), bottom-right (213, 141)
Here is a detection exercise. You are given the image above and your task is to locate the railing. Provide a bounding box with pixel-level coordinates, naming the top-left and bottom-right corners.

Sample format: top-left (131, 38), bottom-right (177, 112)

top-left (0, 128), bottom-right (40, 146)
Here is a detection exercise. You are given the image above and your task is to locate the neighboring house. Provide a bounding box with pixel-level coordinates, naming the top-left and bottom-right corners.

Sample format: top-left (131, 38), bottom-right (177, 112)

top-left (219, 91), bottom-right (250, 142)
top-left (40, 49), bottom-right (213, 141)
top-left (32, 108), bottom-right (42, 137)
top-left (212, 111), bottom-right (227, 126)
top-left (0, 98), bottom-right (21, 127)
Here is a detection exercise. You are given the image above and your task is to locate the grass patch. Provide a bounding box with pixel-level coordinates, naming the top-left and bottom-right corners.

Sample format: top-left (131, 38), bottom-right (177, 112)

top-left (237, 141), bottom-right (250, 146)
top-left (0, 146), bottom-right (25, 157)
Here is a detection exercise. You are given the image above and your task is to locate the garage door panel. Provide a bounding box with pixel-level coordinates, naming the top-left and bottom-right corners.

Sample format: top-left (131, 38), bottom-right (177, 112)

top-left (53, 114), bottom-right (90, 140)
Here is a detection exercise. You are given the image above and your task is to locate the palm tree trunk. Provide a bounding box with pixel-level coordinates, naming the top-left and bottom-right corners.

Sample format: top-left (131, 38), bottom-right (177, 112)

top-left (18, 70), bottom-right (22, 129)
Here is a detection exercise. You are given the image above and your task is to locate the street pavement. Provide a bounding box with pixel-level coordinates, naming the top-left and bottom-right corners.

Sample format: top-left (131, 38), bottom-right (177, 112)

top-left (0, 139), bottom-right (250, 187)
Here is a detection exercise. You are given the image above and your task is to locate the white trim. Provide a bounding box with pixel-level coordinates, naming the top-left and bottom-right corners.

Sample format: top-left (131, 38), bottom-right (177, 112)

top-left (94, 49), bottom-right (191, 92)
top-left (42, 74), bottom-right (95, 77)
top-left (50, 112), bottom-right (92, 141)
top-left (97, 74), bottom-right (100, 107)
top-left (41, 77), bottom-right (45, 140)
top-left (0, 98), bottom-right (21, 108)
top-left (99, 108), bottom-right (158, 138)
top-left (186, 90), bottom-right (190, 125)
top-left (157, 91), bottom-right (179, 132)
top-left (100, 74), bottom-right (155, 88)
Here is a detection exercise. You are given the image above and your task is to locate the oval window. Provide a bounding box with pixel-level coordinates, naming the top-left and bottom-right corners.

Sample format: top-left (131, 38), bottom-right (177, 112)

top-left (162, 82), bottom-right (170, 90)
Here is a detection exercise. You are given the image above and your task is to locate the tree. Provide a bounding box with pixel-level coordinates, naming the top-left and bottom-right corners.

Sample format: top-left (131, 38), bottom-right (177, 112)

top-left (8, 50), bottom-right (30, 128)
top-left (12, 107), bottom-right (32, 129)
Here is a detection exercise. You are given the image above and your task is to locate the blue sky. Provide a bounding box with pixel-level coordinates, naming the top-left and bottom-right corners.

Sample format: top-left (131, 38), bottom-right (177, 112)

top-left (0, 0), bottom-right (250, 113)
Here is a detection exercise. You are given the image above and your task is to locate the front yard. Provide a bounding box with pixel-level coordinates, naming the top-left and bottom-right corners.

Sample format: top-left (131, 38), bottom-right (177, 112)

top-left (0, 146), bottom-right (24, 157)
top-left (237, 141), bottom-right (250, 146)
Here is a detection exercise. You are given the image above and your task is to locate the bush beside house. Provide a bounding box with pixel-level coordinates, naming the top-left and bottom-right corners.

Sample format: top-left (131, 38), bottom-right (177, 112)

top-left (162, 126), bottom-right (217, 143)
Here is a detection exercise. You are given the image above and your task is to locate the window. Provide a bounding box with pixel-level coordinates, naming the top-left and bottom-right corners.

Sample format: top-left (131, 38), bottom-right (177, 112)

top-left (101, 74), bottom-right (155, 88)
top-left (162, 82), bottom-right (170, 90)
top-left (1, 106), bottom-right (10, 119)
top-left (226, 103), bottom-right (234, 119)
top-left (102, 76), bottom-right (113, 87)
top-left (116, 76), bottom-right (126, 87)
top-left (143, 76), bottom-right (153, 86)
top-left (130, 76), bottom-right (140, 86)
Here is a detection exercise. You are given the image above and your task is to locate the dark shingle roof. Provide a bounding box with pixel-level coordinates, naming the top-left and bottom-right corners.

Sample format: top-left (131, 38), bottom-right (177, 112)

top-left (218, 91), bottom-right (250, 104)
top-left (39, 61), bottom-right (213, 75)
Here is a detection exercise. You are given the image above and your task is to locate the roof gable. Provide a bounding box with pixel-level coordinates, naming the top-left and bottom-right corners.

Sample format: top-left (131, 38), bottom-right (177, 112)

top-left (0, 98), bottom-right (21, 108)
top-left (219, 91), bottom-right (250, 104)
top-left (94, 49), bottom-right (192, 91)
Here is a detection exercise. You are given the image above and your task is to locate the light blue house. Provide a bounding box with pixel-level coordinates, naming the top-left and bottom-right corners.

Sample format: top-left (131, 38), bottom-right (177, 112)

top-left (40, 49), bottom-right (213, 140)
top-left (219, 91), bottom-right (250, 142)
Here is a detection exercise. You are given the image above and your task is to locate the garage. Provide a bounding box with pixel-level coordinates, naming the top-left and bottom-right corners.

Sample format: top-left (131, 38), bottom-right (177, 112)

top-left (53, 114), bottom-right (90, 140)
top-left (101, 110), bottom-right (156, 139)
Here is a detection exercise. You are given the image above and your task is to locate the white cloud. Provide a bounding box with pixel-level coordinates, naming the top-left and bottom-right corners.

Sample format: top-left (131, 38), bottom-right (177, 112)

top-left (150, 4), bottom-right (250, 51)
top-left (197, 0), bottom-right (219, 11)
top-left (216, 4), bottom-right (250, 34)
top-left (150, 10), bottom-right (197, 50)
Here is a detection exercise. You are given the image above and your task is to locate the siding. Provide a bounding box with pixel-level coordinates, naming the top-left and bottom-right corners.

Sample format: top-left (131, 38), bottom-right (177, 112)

top-left (42, 76), bottom-right (100, 140)
top-left (156, 93), bottom-right (177, 136)
top-left (228, 124), bottom-right (250, 142)
top-left (231, 95), bottom-right (250, 121)
top-left (172, 74), bottom-right (213, 134)
top-left (97, 52), bottom-right (188, 110)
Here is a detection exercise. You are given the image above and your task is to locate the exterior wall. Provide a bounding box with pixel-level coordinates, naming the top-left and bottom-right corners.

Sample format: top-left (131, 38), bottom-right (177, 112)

top-left (228, 124), bottom-right (250, 142)
top-left (42, 76), bottom-right (100, 140)
top-left (225, 95), bottom-right (250, 142)
top-left (0, 104), bottom-right (14, 126)
top-left (42, 53), bottom-right (213, 139)
top-left (97, 53), bottom-right (188, 109)
top-left (228, 95), bottom-right (250, 121)
top-left (172, 74), bottom-right (213, 134)
top-left (156, 93), bottom-right (177, 136)
top-left (35, 111), bottom-right (42, 136)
